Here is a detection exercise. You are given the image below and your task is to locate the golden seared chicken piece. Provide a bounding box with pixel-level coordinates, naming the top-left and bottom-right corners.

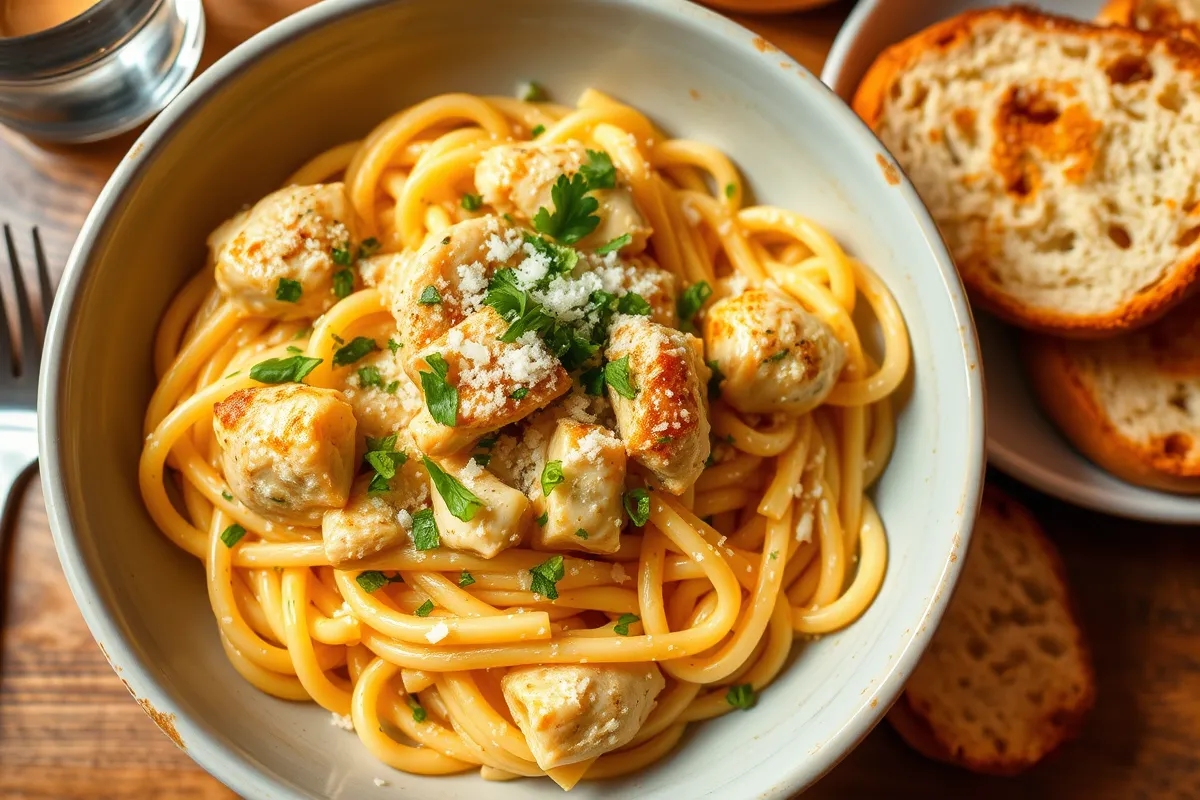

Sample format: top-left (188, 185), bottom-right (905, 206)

top-left (475, 143), bottom-right (652, 254)
top-left (533, 420), bottom-right (626, 555)
top-left (704, 289), bottom-right (846, 415)
top-left (212, 183), bottom-right (360, 320)
top-left (384, 215), bottom-right (523, 372)
top-left (321, 452), bottom-right (430, 566)
top-left (427, 453), bottom-right (532, 559)
top-left (333, 321), bottom-right (424, 441)
top-left (590, 255), bottom-right (678, 328)
top-left (605, 315), bottom-right (711, 494)
top-left (408, 307), bottom-right (571, 456)
top-left (502, 663), bottom-right (666, 771)
top-left (213, 384), bottom-right (357, 526)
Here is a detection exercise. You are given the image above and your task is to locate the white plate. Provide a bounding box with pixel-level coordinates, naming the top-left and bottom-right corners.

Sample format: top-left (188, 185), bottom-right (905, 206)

top-left (821, 0), bottom-right (1200, 524)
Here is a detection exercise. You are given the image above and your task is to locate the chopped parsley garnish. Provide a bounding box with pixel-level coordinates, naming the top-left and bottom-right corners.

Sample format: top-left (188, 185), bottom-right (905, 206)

top-left (511, 387), bottom-right (529, 401)
top-left (414, 599), bottom-right (435, 617)
top-left (725, 182), bottom-right (737, 199)
top-left (580, 149), bottom-right (616, 190)
top-left (219, 523), bottom-right (246, 548)
top-left (422, 456), bottom-right (482, 521)
top-left (359, 237), bottom-right (381, 258)
top-left (292, 327), bottom-right (311, 341)
top-left (769, 551), bottom-right (779, 560)
top-left (419, 352), bottom-right (458, 427)
top-left (613, 613), bottom-right (639, 636)
top-left (249, 354), bottom-right (322, 384)
top-left (357, 570), bottom-right (402, 593)
top-left (476, 435), bottom-right (498, 450)
top-left (706, 359), bottom-right (725, 399)
top-left (482, 269), bottom-right (599, 372)
top-left (364, 434), bottom-right (408, 495)
top-left (221, 491), bottom-right (233, 501)
top-left (332, 336), bottom-right (378, 367)
top-left (461, 193), bottom-right (483, 211)
top-left (575, 529), bottom-right (589, 540)
top-left (357, 365), bottom-right (384, 389)
top-left (331, 242), bottom-right (354, 266)
top-left (408, 696), bottom-right (427, 723)
top-left (678, 281), bottom-right (713, 333)
top-left (763, 349), bottom-right (789, 364)
top-left (522, 232), bottom-right (578, 279)
top-left (275, 278), bottom-right (302, 303)
top-left (529, 555), bottom-right (565, 600)
top-left (331, 333), bottom-right (344, 345)
top-left (471, 453), bottom-right (491, 467)
top-left (656, 435), bottom-right (674, 444)
top-left (518, 80), bottom-right (547, 101)
top-left (596, 233), bottom-right (631, 255)
top-left (286, 345), bottom-right (303, 354)
top-left (726, 684), bottom-right (757, 710)
top-left (617, 292), bottom-right (652, 316)
top-left (623, 488), bottom-right (651, 527)
top-left (411, 508), bottom-right (440, 550)
top-left (533, 172), bottom-right (601, 244)
top-left (604, 355), bottom-right (637, 399)
top-left (458, 570), bottom-right (476, 588)
top-left (387, 338), bottom-right (402, 353)
top-left (536, 511), bottom-right (549, 527)
top-left (332, 268), bottom-right (355, 299)
top-left (384, 380), bottom-right (400, 394)
top-left (581, 367), bottom-right (606, 397)
top-left (541, 460), bottom-right (564, 496)
top-left (418, 285), bottom-right (443, 305)
top-left (531, 123), bottom-right (546, 138)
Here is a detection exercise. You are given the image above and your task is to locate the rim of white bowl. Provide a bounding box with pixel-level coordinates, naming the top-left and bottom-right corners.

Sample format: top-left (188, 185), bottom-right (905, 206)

top-left (38, 1), bottom-right (986, 797)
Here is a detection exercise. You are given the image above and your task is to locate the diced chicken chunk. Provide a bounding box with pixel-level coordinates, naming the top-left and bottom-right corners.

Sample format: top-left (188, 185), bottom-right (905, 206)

top-left (383, 215), bottom-right (524, 375)
top-left (582, 255), bottom-right (678, 328)
top-left (428, 454), bottom-right (532, 558)
top-left (534, 420), bottom-right (626, 555)
top-left (321, 455), bottom-right (429, 566)
top-left (408, 307), bottom-right (571, 455)
top-left (475, 143), bottom-right (652, 254)
top-left (704, 289), bottom-right (846, 415)
top-left (605, 316), bottom-right (711, 494)
top-left (212, 183), bottom-right (360, 320)
top-left (213, 384), bottom-right (357, 526)
top-left (333, 320), bottom-right (424, 441)
top-left (502, 663), bottom-right (665, 771)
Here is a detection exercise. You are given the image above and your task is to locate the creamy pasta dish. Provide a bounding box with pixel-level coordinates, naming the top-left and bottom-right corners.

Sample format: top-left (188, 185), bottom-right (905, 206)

top-left (138, 87), bottom-right (909, 789)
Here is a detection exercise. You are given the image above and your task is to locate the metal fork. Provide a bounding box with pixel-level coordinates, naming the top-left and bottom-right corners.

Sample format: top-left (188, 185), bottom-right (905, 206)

top-left (0, 225), bottom-right (52, 558)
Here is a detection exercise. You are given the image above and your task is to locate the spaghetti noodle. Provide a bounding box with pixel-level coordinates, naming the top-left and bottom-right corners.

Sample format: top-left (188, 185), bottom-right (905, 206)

top-left (139, 89), bottom-right (909, 789)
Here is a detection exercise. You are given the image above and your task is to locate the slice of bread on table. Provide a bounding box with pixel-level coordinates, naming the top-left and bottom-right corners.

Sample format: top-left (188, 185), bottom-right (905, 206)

top-left (853, 7), bottom-right (1200, 336)
top-left (888, 485), bottom-right (1094, 774)
top-left (1025, 294), bottom-right (1200, 493)
top-left (1100, 0), bottom-right (1200, 43)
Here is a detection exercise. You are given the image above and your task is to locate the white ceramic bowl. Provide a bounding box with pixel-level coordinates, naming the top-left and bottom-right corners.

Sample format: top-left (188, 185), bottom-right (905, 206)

top-left (39, 1), bottom-right (985, 797)
top-left (822, 0), bottom-right (1200, 524)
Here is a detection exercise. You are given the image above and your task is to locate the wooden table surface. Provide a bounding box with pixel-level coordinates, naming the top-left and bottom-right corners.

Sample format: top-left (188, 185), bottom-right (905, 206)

top-left (2, 1), bottom-right (1198, 798)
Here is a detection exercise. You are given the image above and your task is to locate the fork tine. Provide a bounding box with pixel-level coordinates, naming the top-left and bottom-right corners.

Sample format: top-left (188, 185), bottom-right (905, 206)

top-left (33, 226), bottom-right (54, 332)
top-left (4, 223), bottom-right (37, 376)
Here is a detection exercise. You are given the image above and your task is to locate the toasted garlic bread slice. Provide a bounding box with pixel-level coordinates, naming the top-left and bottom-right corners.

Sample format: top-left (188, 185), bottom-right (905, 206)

top-left (1099, 0), bottom-right (1200, 43)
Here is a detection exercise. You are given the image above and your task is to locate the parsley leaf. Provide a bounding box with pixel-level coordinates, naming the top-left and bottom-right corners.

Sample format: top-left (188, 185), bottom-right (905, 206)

top-left (763, 349), bottom-right (789, 364)
top-left (596, 233), bottom-right (631, 255)
top-left (617, 292), bottom-right (652, 315)
top-left (408, 696), bottom-right (427, 723)
top-left (357, 365), bottom-right (384, 389)
top-left (623, 488), bottom-right (651, 527)
top-left (419, 285), bottom-right (443, 305)
top-left (533, 172), bottom-right (600, 244)
top-left (357, 571), bottom-right (402, 593)
top-left (522, 232), bottom-right (578, 280)
top-left (458, 570), bottom-right (476, 588)
top-left (706, 359), bottom-right (725, 399)
top-left (221, 491), bottom-right (233, 501)
top-left (677, 281), bottom-right (713, 333)
top-left (541, 460), bottom-right (564, 496)
top-left (332, 242), bottom-right (354, 265)
top-left (536, 511), bottom-right (549, 527)
top-left (725, 182), bottom-right (737, 199)
top-left (249, 354), bottom-right (322, 384)
top-left (581, 367), bottom-right (606, 397)
top-left (613, 613), bottom-right (639, 636)
top-left (461, 193), bottom-right (483, 211)
top-left (219, 523), bottom-right (246, 548)
top-left (511, 387), bottom-right (529, 401)
top-left (529, 555), bottom-right (565, 600)
top-left (575, 529), bottom-right (589, 540)
top-left (483, 269), bottom-right (529, 322)
top-left (411, 508), bottom-right (440, 550)
top-left (275, 278), bottom-right (302, 303)
top-left (422, 456), bottom-right (483, 521)
top-left (531, 123), bottom-right (546, 138)
top-left (419, 352), bottom-right (458, 427)
top-left (387, 338), bottom-right (402, 353)
top-left (359, 237), bottom-right (382, 258)
top-left (364, 436), bottom-right (408, 496)
top-left (333, 336), bottom-right (378, 367)
top-left (726, 684), bottom-right (757, 710)
top-left (517, 80), bottom-right (547, 102)
top-left (414, 599), bottom-right (435, 617)
top-left (332, 268), bottom-right (355, 299)
top-left (604, 356), bottom-right (637, 399)
top-left (580, 150), bottom-right (616, 190)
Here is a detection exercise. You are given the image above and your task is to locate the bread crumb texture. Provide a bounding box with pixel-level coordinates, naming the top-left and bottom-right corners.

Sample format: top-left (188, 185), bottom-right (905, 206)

top-left (897, 486), bottom-right (1094, 773)
top-left (1100, 0), bottom-right (1200, 43)
top-left (859, 8), bottom-right (1200, 331)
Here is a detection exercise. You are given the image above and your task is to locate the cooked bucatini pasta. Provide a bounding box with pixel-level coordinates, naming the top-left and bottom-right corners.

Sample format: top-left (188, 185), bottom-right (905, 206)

top-left (138, 88), bottom-right (910, 789)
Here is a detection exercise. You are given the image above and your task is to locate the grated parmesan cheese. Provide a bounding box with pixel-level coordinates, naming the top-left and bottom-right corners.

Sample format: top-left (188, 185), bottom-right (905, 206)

top-left (426, 621), bottom-right (450, 644)
top-left (330, 713), bottom-right (354, 731)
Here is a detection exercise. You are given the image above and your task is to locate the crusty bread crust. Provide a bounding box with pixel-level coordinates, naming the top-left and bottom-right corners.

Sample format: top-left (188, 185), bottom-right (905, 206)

top-left (853, 7), bottom-right (1200, 336)
top-left (1099, 0), bottom-right (1200, 43)
top-left (887, 485), bottom-right (1095, 774)
top-left (1024, 328), bottom-right (1200, 494)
